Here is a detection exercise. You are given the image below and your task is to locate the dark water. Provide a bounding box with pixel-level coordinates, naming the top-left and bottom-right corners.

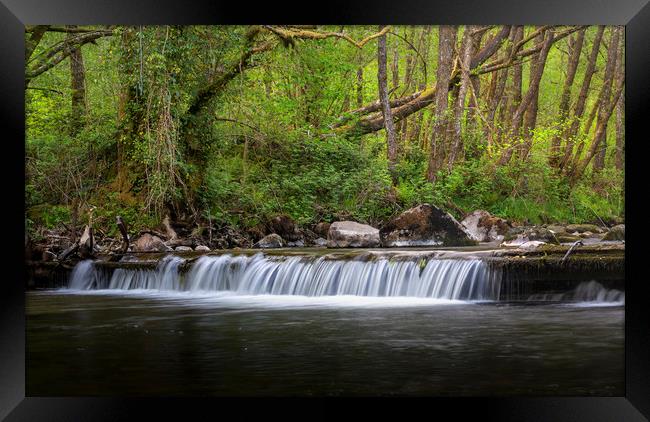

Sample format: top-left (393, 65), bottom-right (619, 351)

top-left (26, 291), bottom-right (624, 396)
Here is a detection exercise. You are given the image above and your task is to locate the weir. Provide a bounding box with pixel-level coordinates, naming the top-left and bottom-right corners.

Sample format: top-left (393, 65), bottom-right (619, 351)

top-left (57, 248), bottom-right (625, 303)
top-left (68, 254), bottom-right (500, 300)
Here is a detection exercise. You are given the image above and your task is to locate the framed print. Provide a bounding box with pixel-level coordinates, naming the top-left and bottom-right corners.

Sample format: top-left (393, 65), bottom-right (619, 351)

top-left (2, 0), bottom-right (649, 420)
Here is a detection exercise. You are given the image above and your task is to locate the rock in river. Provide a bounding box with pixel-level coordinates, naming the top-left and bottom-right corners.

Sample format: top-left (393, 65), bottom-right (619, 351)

top-left (602, 224), bottom-right (625, 241)
top-left (253, 233), bottom-right (285, 248)
top-left (380, 204), bottom-right (476, 247)
top-left (132, 233), bottom-right (171, 252)
top-left (327, 221), bottom-right (380, 248)
top-left (460, 210), bottom-right (511, 243)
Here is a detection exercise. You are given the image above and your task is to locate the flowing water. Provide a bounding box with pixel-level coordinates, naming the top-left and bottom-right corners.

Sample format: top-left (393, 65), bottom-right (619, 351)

top-left (65, 254), bottom-right (502, 299)
top-left (26, 252), bottom-right (625, 396)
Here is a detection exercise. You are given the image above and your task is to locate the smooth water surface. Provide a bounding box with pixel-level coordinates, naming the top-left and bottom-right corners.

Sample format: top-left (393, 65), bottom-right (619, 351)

top-left (27, 290), bottom-right (624, 396)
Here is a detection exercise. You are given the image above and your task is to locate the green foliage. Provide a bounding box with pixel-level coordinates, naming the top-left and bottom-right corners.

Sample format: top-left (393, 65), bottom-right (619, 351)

top-left (571, 168), bottom-right (624, 223)
top-left (394, 147), bottom-right (435, 207)
top-left (26, 204), bottom-right (71, 229)
top-left (91, 194), bottom-right (159, 237)
top-left (203, 132), bottom-right (395, 227)
top-left (425, 137), bottom-right (624, 225)
top-left (25, 25), bottom-right (624, 240)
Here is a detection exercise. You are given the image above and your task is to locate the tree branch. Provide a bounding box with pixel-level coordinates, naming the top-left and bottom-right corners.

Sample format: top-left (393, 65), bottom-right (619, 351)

top-left (186, 27), bottom-right (274, 117)
top-left (26, 86), bottom-right (64, 95)
top-left (262, 25), bottom-right (390, 49)
top-left (334, 26), bottom-right (516, 136)
top-left (478, 26), bottom-right (586, 75)
top-left (25, 25), bottom-right (50, 62)
top-left (25, 29), bottom-right (114, 87)
top-left (45, 26), bottom-right (114, 34)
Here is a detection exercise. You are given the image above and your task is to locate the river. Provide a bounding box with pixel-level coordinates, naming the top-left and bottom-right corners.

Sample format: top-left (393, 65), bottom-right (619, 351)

top-left (27, 289), bottom-right (624, 396)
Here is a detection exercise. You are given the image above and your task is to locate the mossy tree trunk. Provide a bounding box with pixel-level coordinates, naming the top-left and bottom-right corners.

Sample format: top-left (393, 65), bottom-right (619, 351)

top-left (427, 25), bottom-right (457, 182)
top-left (377, 25), bottom-right (399, 184)
top-left (559, 26), bottom-right (605, 171)
top-left (66, 26), bottom-right (87, 136)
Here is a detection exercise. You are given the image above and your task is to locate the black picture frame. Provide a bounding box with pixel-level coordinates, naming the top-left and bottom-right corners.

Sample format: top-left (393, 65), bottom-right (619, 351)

top-left (2, 0), bottom-right (649, 419)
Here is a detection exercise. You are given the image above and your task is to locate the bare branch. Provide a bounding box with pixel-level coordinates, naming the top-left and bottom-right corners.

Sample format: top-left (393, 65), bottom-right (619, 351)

top-left (478, 26), bottom-right (587, 75)
top-left (262, 25), bottom-right (391, 49)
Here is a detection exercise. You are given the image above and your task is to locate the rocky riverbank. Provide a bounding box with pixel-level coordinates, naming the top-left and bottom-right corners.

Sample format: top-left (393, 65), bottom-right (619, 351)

top-left (26, 203), bottom-right (624, 267)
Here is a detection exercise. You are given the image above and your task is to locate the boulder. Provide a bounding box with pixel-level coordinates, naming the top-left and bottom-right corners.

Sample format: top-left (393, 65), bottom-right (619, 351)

top-left (566, 223), bottom-right (604, 234)
top-left (380, 204), bottom-right (476, 247)
top-left (460, 210), bottom-right (511, 243)
top-left (313, 222), bottom-right (331, 238)
top-left (327, 221), bottom-right (381, 248)
top-left (268, 215), bottom-right (301, 241)
top-left (132, 233), bottom-right (171, 252)
top-left (253, 233), bottom-right (285, 248)
top-left (603, 224), bottom-right (625, 241)
top-left (287, 240), bottom-right (305, 247)
top-left (195, 245), bottom-right (210, 251)
top-left (174, 246), bottom-right (193, 252)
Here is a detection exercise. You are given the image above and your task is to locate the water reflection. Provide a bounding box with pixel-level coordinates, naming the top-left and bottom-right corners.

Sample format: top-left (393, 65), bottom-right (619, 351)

top-left (27, 292), bottom-right (624, 396)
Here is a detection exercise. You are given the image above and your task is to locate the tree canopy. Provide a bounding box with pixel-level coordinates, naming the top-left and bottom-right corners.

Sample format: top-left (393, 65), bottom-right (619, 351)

top-left (25, 25), bottom-right (625, 241)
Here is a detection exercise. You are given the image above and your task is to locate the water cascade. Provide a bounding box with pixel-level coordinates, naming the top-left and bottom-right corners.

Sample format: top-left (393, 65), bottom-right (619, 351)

top-left (67, 253), bottom-right (500, 301)
top-left (68, 260), bottom-right (100, 290)
top-left (66, 253), bottom-right (625, 304)
top-left (108, 255), bottom-right (184, 290)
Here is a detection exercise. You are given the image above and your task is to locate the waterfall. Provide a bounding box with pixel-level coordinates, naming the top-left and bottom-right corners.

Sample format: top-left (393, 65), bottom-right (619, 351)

top-left (187, 254), bottom-right (498, 300)
top-left (66, 253), bottom-right (500, 300)
top-left (108, 255), bottom-right (184, 290)
top-left (68, 260), bottom-right (99, 290)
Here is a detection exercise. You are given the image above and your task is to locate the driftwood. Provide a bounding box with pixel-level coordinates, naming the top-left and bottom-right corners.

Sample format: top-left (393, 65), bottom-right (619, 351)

top-left (562, 240), bottom-right (584, 261)
top-left (116, 216), bottom-right (129, 253)
top-left (78, 224), bottom-right (94, 258)
top-left (162, 216), bottom-right (195, 248)
top-left (162, 215), bottom-right (178, 241)
top-left (57, 243), bottom-right (79, 261)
